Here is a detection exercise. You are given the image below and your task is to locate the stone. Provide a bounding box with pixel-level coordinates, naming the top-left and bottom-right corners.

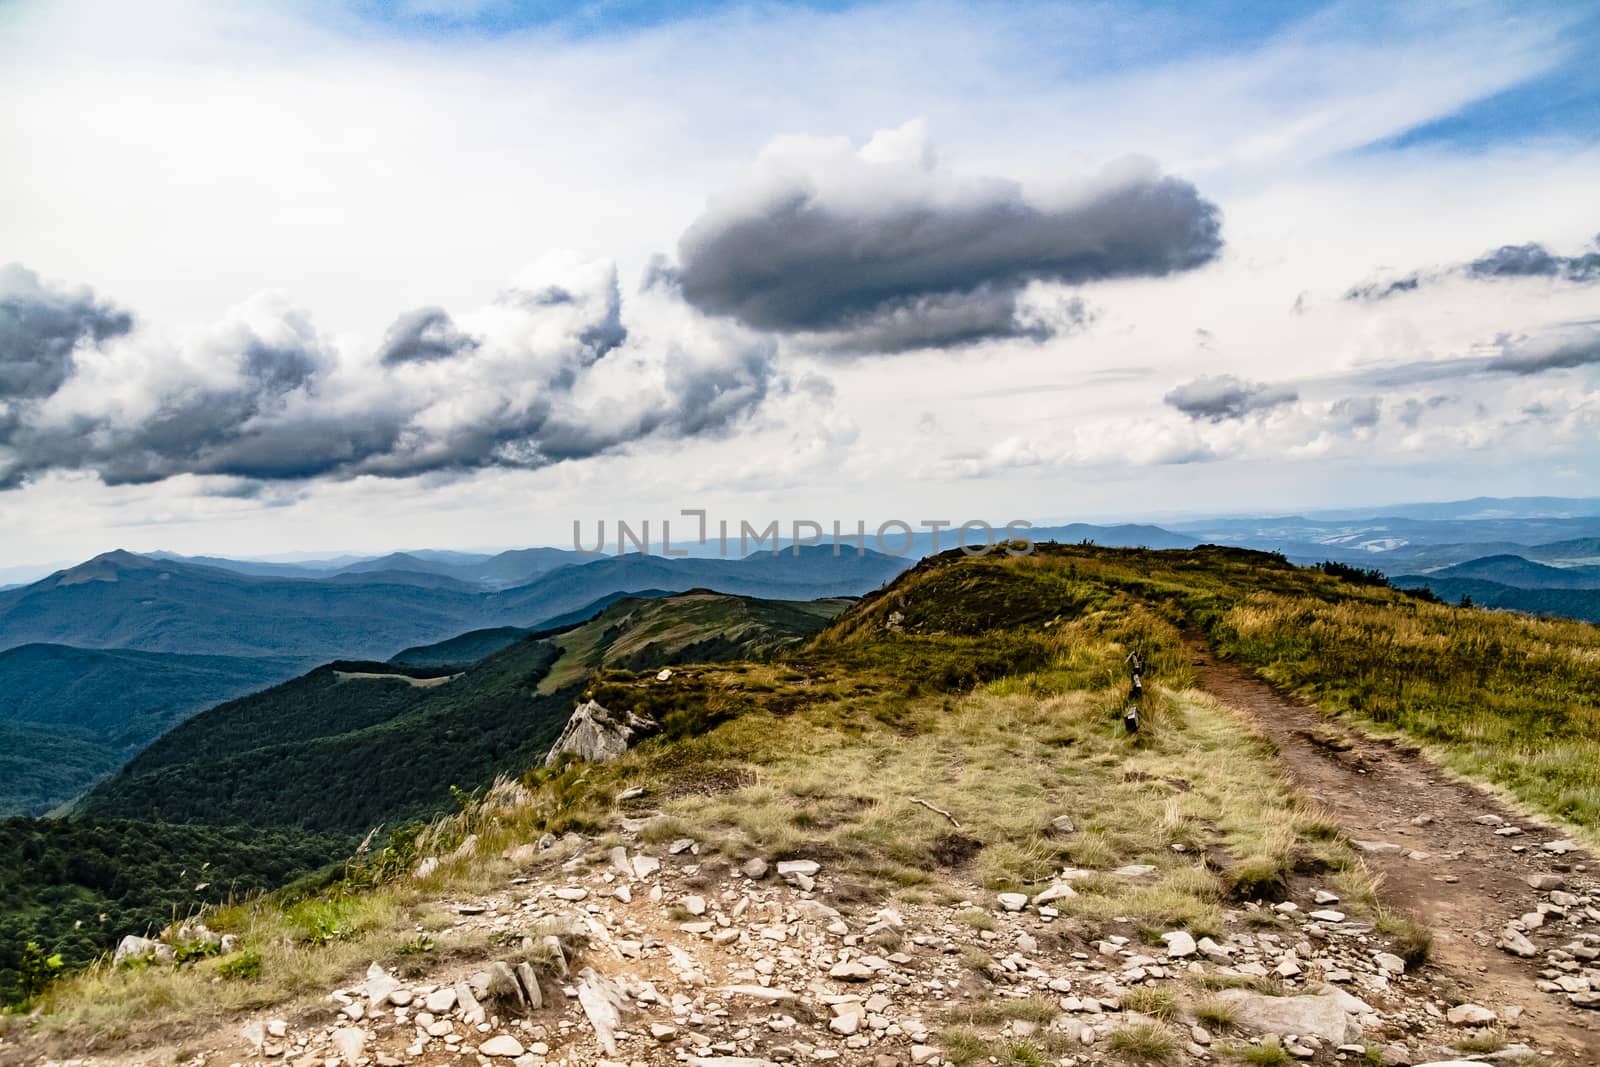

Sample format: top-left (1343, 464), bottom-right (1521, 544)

top-left (555, 886), bottom-right (589, 901)
top-left (777, 860), bottom-right (820, 879)
top-left (113, 935), bottom-right (173, 967)
top-left (480, 1035), bottom-right (526, 1057)
top-left (633, 854), bottom-right (662, 878)
top-left (1162, 931), bottom-right (1197, 958)
top-left (576, 968), bottom-right (626, 1057)
top-left (424, 987), bottom-right (457, 1013)
top-left (669, 838), bottom-right (696, 854)
top-left (365, 961), bottom-right (401, 1008)
top-left (996, 893), bottom-right (1028, 912)
top-left (684, 894), bottom-right (708, 916)
top-left (1473, 814), bottom-right (1504, 826)
top-left (331, 1027), bottom-right (366, 1066)
top-left (1499, 927), bottom-right (1538, 958)
top-left (515, 961), bottom-right (543, 1010)
top-left (651, 1022), bottom-right (679, 1041)
top-left (545, 699), bottom-right (656, 766)
top-left (1526, 873), bottom-right (1567, 891)
top-left (1372, 952), bottom-right (1406, 974)
top-left (1446, 1004), bottom-right (1496, 1026)
top-left (1308, 910), bottom-right (1346, 923)
top-left (1031, 883), bottom-right (1079, 906)
top-left (1208, 990), bottom-right (1362, 1044)
top-left (1542, 839), bottom-right (1578, 854)
top-left (1051, 815), bottom-right (1076, 834)
top-left (1112, 864), bottom-right (1157, 878)
top-left (741, 857), bottom-right (770, 879)
top-left (829, 961), bottom-right (875, 981)
top-left (1313, 890), bottom-right (1341, 905)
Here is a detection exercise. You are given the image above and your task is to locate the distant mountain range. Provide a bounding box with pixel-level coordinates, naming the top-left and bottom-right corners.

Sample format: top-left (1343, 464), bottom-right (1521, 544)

top-left (6, 502), bottom-right (1600, 819)
top-left (0, 546), bottom-right (908, 660)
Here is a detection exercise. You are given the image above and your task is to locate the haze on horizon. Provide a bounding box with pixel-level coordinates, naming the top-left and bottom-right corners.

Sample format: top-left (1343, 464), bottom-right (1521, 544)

top-left (2, 0), bottom-right (1598, 568)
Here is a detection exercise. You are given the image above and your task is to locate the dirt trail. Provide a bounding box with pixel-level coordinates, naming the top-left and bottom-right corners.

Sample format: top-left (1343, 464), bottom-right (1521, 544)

top-left (1189, 642), bottom-right (1600, 1063)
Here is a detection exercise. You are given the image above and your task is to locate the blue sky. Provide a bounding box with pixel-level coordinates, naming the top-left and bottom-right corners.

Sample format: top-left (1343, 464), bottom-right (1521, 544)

top-left (1, 0), bottom-right (1597, 562)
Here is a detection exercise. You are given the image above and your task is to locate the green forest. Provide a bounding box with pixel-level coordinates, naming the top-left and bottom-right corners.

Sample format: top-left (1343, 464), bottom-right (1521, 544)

top-left (0, 817), bottom-right (346, 1005)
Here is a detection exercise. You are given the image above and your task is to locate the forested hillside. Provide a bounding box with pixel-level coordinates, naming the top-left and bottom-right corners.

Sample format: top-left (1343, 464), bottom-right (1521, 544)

top-left (0, 645), bottom-right (312, 816)
top-left (0, 818), bottom-right (347, 1004)
top-left (77, 592), bottom-right (849, 835)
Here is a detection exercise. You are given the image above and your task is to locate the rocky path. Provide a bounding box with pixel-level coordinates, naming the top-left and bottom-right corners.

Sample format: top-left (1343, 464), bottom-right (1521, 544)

top-left (1190, 643), bottom-right (1600, 1063)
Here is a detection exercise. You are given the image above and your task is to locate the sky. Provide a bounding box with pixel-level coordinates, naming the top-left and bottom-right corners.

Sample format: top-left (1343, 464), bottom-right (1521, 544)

top-left (2, 0), bottom-right (1598, 566)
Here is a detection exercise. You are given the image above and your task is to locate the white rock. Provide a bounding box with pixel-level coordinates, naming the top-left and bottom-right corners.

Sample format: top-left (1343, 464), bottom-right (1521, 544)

top-left (996, 893), bottom-right (1028, 912)
top-left (1445, 1004), bottom-right (1497, 1026)
top-left (1162, 931), bottom-right (1197, 958)
top-left (1372, 952), bottom-right (1406, 974)
top-left (331, 1027), bottom-right (366, 1066)
top-left (480, 1034), bottom-right (526, 1057)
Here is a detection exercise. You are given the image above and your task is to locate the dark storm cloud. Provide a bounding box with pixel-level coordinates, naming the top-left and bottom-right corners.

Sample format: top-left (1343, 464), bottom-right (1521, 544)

top-left (676, 147), bottom-right (1221, 352)
top-left (1483, 330), bottom-right (1600, 375)
top-left (0, 263), bottom-right (133, 399)
top-left (1163, 374), bottom-right (1297, 422)
top-left (1469, 239), bottom-right (1600, 281)
top-left (0, 262), bottom-right (774, 490)
top-left (376, 306), bottom-right (481, 365)
top-left (1345, 233), bottom-right (1600, 302)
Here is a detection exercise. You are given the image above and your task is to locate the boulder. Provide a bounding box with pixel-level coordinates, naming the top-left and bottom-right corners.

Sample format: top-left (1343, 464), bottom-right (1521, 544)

top-left (544, 699), bottom-right (656, 767)
top-left (1208, 990), bottom-right (1362, 1044)
top-left (113, 935), bottom-right (174, 967)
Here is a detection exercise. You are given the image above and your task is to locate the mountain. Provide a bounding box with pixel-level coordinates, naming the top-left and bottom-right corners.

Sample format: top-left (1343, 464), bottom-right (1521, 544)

top-left (0, 645), bottom-right (313, 816)
top-left (77, 591), bottom-right (851, 835)
top-left (15, 542), bottom-right (1600, 1056)
top-left (0, 551), bottom-right (493, 659)
top-left (0, 547), bottom-right (905, 662)
top-left (388, 590), bottom-right (680, 668)
top-left (1388, 576), bottom-right (1600, 624)
top-left (1428, 554), bottom-right (1600, 589)
top-left (337, 547), bottom-right (580, 589)
top-left (1305, 495), bottom-right (1600, 521)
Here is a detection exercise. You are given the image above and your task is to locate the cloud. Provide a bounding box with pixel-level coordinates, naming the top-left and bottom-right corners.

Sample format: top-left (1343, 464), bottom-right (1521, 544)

top-left (675, 120), bottom-right (1221, 353)
top-left (1163, 374), bottom-right (1297, 422)
top-left (1346, 233), bottom-right (1600, 301)
top-left (0, 258), bottom-right (775, 489)
top-left (1328, 395), bottom-right (1381, 429)
top-left (0, 264), bottom-right (134, 400)
top-left (1484, 328), bottom-right (1600, 375)
top-left (376, 307), bottom-right (481, 365)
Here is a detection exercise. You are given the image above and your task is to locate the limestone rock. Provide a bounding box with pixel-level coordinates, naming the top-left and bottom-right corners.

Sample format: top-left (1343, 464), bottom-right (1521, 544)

top-left (480, 1034), bottom-right (526, 1057)
top-left (544, 699), bottom-right (656, 767)
top-left (1208, 990), bottom-right (1362, 1044)
top-left (1445, 1003), bottom-right (1496, 1026)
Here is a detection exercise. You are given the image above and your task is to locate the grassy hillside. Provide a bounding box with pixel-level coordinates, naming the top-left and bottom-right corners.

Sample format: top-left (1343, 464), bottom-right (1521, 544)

top-left (79, 592), bottom-right (850, 836)
top-left (0, 645), bottom-right (313, 816)
top-left (537, 590), bottom-right (852, 691)
top-left (16, 546), bottom-right (1600, 1049)
top-left (16, 546), bottom-right (1376, 1047)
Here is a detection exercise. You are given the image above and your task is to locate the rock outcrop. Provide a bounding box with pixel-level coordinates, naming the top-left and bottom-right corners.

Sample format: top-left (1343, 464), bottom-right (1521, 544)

top-left (543, 699), bottom-right (656, 767)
